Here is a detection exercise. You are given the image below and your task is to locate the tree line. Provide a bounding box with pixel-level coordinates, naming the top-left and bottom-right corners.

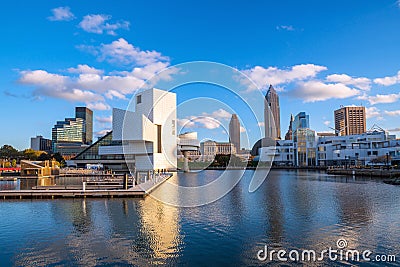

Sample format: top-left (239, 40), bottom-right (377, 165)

top-left (0, 144), bottom-right (64, 167)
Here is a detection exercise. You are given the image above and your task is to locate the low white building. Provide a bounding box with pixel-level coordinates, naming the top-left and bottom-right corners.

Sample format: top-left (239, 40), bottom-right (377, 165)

top-left (318, 130), bottom-right (400, 166)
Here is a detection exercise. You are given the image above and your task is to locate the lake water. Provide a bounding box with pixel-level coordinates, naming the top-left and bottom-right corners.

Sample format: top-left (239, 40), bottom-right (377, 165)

top-left (0, 170), bottom-right (399, 266)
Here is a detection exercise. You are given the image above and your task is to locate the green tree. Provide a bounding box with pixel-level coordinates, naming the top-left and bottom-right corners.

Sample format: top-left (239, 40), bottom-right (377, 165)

top-left (11, 159), bottom-right (16, 167)
top-left (0, 145), bottom-right (20, 159)
top-left (22, 149), bottom-right (44, 161)
top-left (38, 152), bottom-right (51, 161)
top-left (52, 153), bottom-right (65, 167)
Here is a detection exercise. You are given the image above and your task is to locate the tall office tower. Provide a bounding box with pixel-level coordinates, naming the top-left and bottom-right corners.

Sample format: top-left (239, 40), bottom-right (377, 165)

top-left (264, 85), bottom-right (281, 139)
top-left (75, 107), bottom-right (93, 144)
top-left (52, 118), bottom-right (85, 144)
top-left (334, 106), bottom-right (366, 136)
top-left (229, 114), bottom-right (241, 153)
top-left (284, 114), bottom-right (294, 140)
top-left (293, 112), bottom-right (310, 132)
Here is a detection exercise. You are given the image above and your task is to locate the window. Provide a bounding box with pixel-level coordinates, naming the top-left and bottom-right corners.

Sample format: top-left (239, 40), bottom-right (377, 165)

top-left (136, 95), bottom-right (142, 104)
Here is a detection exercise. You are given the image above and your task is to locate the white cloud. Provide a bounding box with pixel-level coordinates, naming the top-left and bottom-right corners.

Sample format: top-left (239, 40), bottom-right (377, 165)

top-left (326, 74), bottom-right (371, 90)
top-left (384, 110), bottom-right (400, 116)
top-left (240, 126), bottom-right (246, 132)
top-left (178, 118), bottom-right (196, 128)
top-left (100, 38), bottom-right (169, 66)
top-left (67, 64), bottom-right (103, 75)
top-left (18, 70), bottom-right (104, 103)
top-left (79, 14), bottom-right (129, 35)
top-left (373, 71), bottom-right (400, 86)
top-left (202, 108), bottom-right (232, 121)
top-left (95, 129), bottom-right (112, 137)
top-left (358, 92), bottom-right (400, 105)
top-left (96, 116), bottom-right (112, 123)
top-left (257, 122), bottom-right (265, 127)
top-left (366, 107), bottom-right (382, 119)
top-left (241, 64), bottom-right (327, 91)
top-left (276, 25), bottom-right (295, 31)
top-left (80, 38), bottom-right (169, 66)
top-left (48, 6), bottom-right (75, 21)
top-left (291, 81), bottom-right (360, 102)
top-left (18, 58), bottom-right (176, 106)
top-left (87, 102), bottom-right (111, 111)
top-left (104, 90), bottom-right (127, 100)
top-left (323, 120), bottom-right (331, 126)
top-left (178, 116), bottom-right (223, 130)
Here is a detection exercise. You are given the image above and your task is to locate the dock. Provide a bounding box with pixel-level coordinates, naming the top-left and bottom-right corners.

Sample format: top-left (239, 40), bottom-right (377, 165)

top-left (0, 173), bottom-right (173, 200)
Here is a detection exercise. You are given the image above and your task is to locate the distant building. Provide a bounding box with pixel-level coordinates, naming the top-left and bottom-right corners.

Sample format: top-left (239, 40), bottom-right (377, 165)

top-left (284, 114), bottom-right (294, 140)
top-left (293, 128), bottom-right (317, 166)
top-left (293, 112), bottom-right (310, 132)
top-left (30, 135), bottom-right (52, 154)
top-left (75, 107), bottom-right (93, 144)
top-left (20, 160), bottom-right (60, 178)
top-left (334, 106), bottom-right (366, 136)
top-left (317, 130), bottom-right (399, 166)
top-left (229, 114), bottom-right (241, 152)
top-left (178, 132), bottom-right (201, 162)
top-left (264, 85), bottom-right (281, 139)
top-left (52, 107), bottom-right (93, 158)
top-left (200, 141), bottom-right (236, 162)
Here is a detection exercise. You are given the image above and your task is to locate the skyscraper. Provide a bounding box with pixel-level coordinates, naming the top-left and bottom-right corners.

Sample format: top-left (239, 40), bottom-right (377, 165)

top-left (75, 107), bottom-right (93, 144)
top-left (284, 114), bottom-right (294, 140)
top-left (229, 114), bottom-right (241, 153)
top-left (264, 85), bottom-right (281, 139)
top-left (334, 106), bottom-right (366, 136)
top-left (293, 112), bottom-right (310, 132)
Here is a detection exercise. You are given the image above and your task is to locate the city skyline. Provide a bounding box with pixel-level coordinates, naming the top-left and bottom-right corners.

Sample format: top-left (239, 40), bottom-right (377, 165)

top-left (2, 1), bottom-right (400, 149)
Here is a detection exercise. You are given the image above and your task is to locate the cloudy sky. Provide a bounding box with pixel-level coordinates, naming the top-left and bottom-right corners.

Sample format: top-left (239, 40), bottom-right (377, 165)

top-left (2, 0), bottom-right (400, 149)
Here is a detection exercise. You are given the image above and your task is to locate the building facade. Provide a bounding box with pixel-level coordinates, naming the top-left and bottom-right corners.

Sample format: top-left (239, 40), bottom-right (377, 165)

top-left (229, 114), bottom-right (241, 152)
top-left (75, 107), bottom-right (93, 144)
top-left (200, 141), bottom-right (236, 162)
top-left (284, 114), bottom-right (294, 140)
top-left (264, 85), bottom-right (281, 140)
top-left (30, 135), bottom-right (52, 153)
top-left (293, 112), bottom-right (310, 132)
top-left (334, 106), bottom-right (366, 136)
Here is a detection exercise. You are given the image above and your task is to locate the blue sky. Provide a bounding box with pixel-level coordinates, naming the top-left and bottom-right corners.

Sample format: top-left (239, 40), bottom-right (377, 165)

top-left (1, 0), bottom-right (400, 149)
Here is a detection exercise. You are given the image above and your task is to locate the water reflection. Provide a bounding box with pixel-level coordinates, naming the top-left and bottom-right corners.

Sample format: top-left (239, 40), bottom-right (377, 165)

top-left (0, 170), bottom-right (399, 266)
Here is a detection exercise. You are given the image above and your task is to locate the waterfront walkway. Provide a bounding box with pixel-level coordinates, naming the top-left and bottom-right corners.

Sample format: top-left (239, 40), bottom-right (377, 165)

top-left (0, 173), bottom-right (173, 200)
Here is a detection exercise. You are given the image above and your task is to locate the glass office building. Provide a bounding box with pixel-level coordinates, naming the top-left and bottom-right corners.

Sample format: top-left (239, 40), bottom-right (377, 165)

top-left (75, 107), bottom-right (93, 144)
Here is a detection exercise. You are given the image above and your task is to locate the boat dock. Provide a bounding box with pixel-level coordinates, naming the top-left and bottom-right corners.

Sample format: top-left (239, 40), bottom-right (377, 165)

top-left (0, 173), bottom-right (173, 200)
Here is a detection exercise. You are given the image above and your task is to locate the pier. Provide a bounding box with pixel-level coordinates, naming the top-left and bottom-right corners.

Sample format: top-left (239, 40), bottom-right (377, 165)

top-left (0, 173), bottom-right (173, 200)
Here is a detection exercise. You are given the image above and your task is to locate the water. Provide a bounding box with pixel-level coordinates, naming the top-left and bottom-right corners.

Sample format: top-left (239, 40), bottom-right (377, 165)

top-left (0, 170), bottom-right (399, 266)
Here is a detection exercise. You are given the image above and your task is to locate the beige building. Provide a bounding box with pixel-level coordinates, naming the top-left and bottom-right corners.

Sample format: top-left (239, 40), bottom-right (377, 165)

top-left (229, 114), bottom-right (241, 152)
top-left (20, 160), bottom-right (60, 178)
top-left (200, 141), bottom-right (236, 161)
top-left (334, 106), bottom-right (366, 136)
top-left (264, 85), bottom-right (281, 139)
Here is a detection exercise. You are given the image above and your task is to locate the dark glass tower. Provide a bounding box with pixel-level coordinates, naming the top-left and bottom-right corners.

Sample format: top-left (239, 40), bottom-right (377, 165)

top-left (75, 107), bottom-right (93, 144)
